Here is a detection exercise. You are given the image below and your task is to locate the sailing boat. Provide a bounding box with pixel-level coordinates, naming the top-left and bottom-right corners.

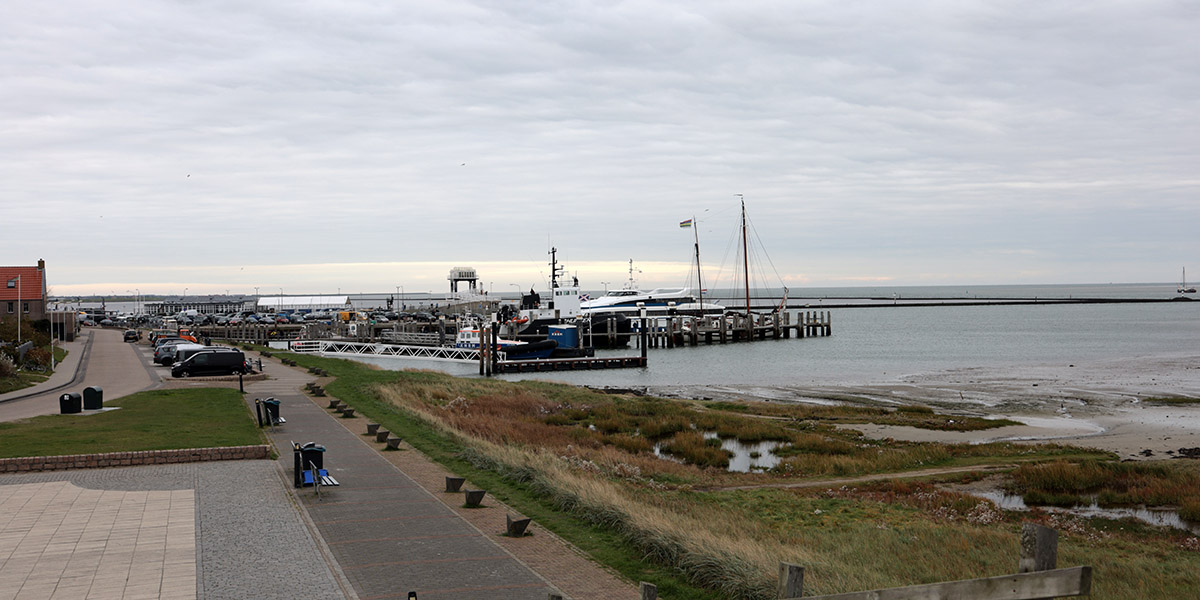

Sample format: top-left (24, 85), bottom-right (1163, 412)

top-left (725, 195), bottom-right (788, 318)
top-left (1180, 267), bottom-right (1196, 294)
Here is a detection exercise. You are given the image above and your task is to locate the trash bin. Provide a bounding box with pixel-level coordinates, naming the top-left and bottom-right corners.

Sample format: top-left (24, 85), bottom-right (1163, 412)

top-left (59, 393), bottom-right (82, 414)
top-left (293, 442), bottom-right (326, 487)
top-left (262, 398), bottom-right (281, 425)
top-left (83, 386), bottom-right (103, 410)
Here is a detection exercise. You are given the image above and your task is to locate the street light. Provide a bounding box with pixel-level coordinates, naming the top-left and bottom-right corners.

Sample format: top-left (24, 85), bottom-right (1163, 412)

top-left (601, 281), bottom-right (610, 294)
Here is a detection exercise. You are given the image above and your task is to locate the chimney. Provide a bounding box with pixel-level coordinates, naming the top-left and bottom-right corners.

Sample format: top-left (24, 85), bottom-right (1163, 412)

top-left (38, 259), bottom-right (45, 271)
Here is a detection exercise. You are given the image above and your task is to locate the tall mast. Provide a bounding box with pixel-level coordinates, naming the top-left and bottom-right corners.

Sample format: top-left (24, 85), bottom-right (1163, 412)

top-left (692, 215), bottom-right (703, 312)
top-left (740, 196), bottom-right (750, 316)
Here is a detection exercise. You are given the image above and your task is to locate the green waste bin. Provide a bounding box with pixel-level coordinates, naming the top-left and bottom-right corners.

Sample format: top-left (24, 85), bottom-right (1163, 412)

top-left (59, 393), bottom-right (82, 414)
top-left (83, 386), bottom-right (103, 410)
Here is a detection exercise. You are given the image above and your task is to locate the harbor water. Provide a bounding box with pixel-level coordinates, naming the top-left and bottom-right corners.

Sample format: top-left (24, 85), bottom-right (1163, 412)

top-left (346, 283), bottom-right (1199, 388)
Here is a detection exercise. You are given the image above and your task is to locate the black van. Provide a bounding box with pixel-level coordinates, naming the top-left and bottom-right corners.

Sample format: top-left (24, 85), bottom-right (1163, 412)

top-left (171, 349), bottom-right (247, 378)
top-left (175, 345), bottom-right (239, 366)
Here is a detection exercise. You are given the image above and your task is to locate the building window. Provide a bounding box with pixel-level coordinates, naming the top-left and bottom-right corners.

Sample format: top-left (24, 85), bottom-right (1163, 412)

top-left (23, 302), bottom-right (30, 313)
top-left (5, 278), bottom-right (15, 288)
top-left (6, 302), bottom-right (12, 313)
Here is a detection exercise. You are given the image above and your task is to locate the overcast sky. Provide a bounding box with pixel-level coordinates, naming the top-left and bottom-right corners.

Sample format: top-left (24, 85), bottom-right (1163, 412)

top-left (3, 1), bottom-right (1197, 296)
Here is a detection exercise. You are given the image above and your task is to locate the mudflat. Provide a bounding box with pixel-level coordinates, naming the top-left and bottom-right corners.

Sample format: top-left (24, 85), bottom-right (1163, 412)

top-left (657, 352), bottom-right (1200, 460)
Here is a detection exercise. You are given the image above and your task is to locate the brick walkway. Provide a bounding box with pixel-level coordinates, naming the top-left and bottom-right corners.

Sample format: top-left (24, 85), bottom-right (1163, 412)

top-left (248, 353), bottom-right (638, 600)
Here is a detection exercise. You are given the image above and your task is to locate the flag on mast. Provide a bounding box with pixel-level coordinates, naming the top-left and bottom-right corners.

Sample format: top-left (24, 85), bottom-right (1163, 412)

top-left (679, 219), bottom-right (693, 228)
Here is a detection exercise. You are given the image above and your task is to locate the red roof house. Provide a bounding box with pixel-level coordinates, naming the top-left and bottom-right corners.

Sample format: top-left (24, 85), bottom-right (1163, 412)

top-left (1, 259), bottom-right (48, 322)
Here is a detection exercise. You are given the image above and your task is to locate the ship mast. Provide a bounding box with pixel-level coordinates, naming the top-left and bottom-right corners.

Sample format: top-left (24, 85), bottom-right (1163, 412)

top-left (692, 215), bottom-right (704, 312)
top-left (739, 195), bottom-right (750, 316)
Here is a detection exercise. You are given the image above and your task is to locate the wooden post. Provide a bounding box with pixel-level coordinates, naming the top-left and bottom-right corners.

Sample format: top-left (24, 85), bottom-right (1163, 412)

top-left (478, 327), bottom-right (486, 376)
top-left (1019, 523), bottom-right (1058, 573)
top-left (639, 582), bottom-right (657, 600)
top-left (640, 315), bottom-right (648, 361)
top-left (778, 562), bottom-right (804, 599)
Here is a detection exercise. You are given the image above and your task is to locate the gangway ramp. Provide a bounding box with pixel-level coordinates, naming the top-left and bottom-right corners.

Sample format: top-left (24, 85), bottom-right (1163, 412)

top-left (289, 340), bottom-right (479, 363)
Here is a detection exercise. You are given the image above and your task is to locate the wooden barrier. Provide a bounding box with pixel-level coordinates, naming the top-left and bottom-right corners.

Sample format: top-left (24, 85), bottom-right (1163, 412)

top-left (781, 524), bottom-right (1090, 600)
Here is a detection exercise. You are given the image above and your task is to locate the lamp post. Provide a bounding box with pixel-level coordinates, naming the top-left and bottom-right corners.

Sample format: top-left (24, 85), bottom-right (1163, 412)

top-left (16, 274), bottom-right (21, 345)
top-left (601, 281), bottom-right (610, 294)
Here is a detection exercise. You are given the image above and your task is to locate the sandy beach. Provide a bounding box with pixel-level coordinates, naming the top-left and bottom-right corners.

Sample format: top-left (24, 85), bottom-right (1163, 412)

top-left (652, 352), bottom-right (1200, 460)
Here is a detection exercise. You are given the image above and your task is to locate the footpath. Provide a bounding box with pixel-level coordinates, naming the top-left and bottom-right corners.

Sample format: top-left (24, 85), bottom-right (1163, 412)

top-left (247, 355), bottom-right (637, 600)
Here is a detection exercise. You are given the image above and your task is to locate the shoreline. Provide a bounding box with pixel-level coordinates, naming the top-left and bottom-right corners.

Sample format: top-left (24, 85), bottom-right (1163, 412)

top-left (649, 353), bottom-right (1200, 460)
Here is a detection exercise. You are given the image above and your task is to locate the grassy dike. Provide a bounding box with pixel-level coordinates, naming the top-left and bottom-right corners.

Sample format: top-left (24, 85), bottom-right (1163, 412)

top-left (278, 351), bottom-right (1200, 600)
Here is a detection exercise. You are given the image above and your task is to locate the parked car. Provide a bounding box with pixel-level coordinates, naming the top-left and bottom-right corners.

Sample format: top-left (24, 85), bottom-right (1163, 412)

top-left (123, 329), bottom-right (140, 342)
top-left (274, 314), bottom-right (290, 324)
top-left (171, 349), bottom-right (248, 378)
top-left (162, 343), bottom-right (207, 366)
top-left (153, 336), bottom-right (187, 349)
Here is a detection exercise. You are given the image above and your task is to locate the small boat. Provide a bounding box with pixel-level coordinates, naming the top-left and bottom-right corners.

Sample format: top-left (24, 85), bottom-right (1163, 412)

top-left (455, 325), bottom-right (558, 359)
top-left (1180, 267), bottom-right (1196, 294)
top-left (497, 339), bottom-right (558, 359)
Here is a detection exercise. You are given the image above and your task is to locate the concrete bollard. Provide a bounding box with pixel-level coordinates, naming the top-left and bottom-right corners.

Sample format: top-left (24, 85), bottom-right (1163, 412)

top-left (341, 408), bottom-right (356, 418)
top-left (640, 582), bottom-right (657, 600)
top-left (445, 476), bottom-right (465, 492)
top-left (375, 429), bottom-right (391, 443)
top-left (366, 423), bottom-right (380, 435)
top-left (506, 514), bottom-right (532, 537)
top-left (386, 436), bottom-right (401, 450)
top-left (327, 399), bottom-right (340, 409)
top-left (464, 490), bottom-right (485, 508)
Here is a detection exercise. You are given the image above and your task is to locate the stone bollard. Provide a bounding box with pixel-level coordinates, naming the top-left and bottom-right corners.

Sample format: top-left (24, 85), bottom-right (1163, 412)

top-left (445, 477), bottom-right (465, 492)
top-left (386, 436), bottom-right (401, 450)
top-left (375, 429), bottom-right (391, 443)
top-left (464, 490), bottom-right (485, 508)
top-left (506, 514), bottom-right (532, 537)
top-left (366, 423), bottom-right (380, 435)
top-left (327, 399), bottom-right (340, 409)
top-left (335, 404), bottom-right (346, 414)
top-left (341, 408), bottom-right (356, 418)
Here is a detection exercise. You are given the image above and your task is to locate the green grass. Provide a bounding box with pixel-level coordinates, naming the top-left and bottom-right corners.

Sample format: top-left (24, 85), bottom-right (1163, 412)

top-left (0, 388), bottom-right (264, 458)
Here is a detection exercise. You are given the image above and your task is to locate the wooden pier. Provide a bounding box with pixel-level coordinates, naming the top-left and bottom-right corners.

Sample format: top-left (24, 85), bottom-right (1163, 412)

top-left (494, 356), bottom-right (647, 373)
top-left (634, 310), bottom-right (831, 349)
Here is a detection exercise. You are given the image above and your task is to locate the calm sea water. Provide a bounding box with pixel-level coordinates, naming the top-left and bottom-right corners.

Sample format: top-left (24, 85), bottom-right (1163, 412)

top-left (346, 284), bottom-right (1199, 387)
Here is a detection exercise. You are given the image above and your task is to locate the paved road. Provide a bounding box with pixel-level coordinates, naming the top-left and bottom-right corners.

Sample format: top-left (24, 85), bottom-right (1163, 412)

top-left (0, 329), bottom-right (156, 423)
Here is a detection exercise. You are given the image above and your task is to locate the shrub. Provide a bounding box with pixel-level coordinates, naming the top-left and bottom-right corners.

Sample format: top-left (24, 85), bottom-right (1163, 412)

top-left (24, 347), bottom-right (51, 368)
top-left (0, 353), bottom-right (16, 378)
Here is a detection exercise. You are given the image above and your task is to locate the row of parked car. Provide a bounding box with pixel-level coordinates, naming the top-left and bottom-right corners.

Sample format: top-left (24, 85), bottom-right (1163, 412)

top-left (145, 331), bottom-right (251, 378)
top-left (173, 310), bottom-right (441, 326)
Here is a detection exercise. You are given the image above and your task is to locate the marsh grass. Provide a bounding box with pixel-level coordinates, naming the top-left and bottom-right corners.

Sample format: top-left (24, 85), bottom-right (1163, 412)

top-left (705, 400), bottom-right (1019, 431)
top-left (659, 431), bottom-right (732, 469)
top-left (1010, 460), bottom-right (1200, 508)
